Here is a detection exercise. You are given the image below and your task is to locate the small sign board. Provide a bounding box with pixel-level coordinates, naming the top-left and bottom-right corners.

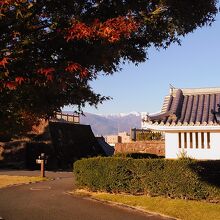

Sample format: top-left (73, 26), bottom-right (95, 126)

top-left (36, 159), bottom-right (42, 164)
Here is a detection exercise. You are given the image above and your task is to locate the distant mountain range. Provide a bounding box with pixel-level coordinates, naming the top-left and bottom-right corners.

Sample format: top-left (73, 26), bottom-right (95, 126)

top-left (63, 111), bottom-right (142, 136)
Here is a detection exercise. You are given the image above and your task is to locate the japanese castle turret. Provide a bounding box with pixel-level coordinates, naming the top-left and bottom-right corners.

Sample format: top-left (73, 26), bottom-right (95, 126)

top-left (142, 87), bottom-right (220, 160)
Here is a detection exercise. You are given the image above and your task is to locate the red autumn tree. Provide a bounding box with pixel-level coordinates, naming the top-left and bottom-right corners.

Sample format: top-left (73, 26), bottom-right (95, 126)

top-left (0, 0), bottom-right (218, 139)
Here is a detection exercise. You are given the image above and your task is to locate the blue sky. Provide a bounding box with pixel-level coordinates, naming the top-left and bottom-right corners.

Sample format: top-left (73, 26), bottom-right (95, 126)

top-left (65, 13), bottom-right (220, 115)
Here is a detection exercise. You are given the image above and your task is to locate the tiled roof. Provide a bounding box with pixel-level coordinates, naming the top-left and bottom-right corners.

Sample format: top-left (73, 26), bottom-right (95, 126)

top-left (146, 87), bottom-right (220, 126)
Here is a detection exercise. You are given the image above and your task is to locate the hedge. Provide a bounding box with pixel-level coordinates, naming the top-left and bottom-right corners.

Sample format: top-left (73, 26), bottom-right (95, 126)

top-left (114, 152), bottom-right (164, 159)
top-left (74, 157), bottom-right (220, 201)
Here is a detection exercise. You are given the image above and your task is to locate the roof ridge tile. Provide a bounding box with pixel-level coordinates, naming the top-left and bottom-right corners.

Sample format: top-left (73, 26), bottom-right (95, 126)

top-left (146, 87), bottom-right (220, 126)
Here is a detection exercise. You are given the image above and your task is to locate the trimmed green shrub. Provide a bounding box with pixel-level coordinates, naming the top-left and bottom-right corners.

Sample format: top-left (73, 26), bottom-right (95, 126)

top-left (74, 157), bottom-right (220, 201)
top-left (114, 152), bottom-right (162, 159)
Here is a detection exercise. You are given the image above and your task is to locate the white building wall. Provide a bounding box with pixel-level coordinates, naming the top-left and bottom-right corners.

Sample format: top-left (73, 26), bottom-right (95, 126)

top-left (165, 131), bottom-right (220, 160)
top-left (210, 132), bottom-right (220, 159)
top-left (165, 133), bottom-right (179, 158)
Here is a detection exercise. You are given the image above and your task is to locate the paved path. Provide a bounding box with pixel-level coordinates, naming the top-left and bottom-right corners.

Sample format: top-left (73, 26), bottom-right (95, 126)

top-left (0, 170), bottom-right (173, 220)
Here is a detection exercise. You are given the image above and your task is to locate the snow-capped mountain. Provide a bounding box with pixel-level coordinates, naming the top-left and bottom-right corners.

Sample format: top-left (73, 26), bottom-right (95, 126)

top-left (98, 111), bottom-right (142, 118)
top-left (63, 111), bottom-right (142, 135)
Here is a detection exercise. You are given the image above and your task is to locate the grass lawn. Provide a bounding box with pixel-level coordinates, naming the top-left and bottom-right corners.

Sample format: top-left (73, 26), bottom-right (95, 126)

top-left (75, 190), bottom-right (220, 220)
top-left (0, 175), bottom-right (45, 188)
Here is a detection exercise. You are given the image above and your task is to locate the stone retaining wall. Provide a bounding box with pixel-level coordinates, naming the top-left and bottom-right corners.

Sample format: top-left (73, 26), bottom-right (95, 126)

top-left (0, 140), bottom-right (27, 168)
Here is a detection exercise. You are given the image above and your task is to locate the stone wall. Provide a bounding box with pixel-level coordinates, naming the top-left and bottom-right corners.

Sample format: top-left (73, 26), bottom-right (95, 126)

top-left (114, 141), bottom-right (165, 156)
top-left (0, 140), bottom-right (27, 169)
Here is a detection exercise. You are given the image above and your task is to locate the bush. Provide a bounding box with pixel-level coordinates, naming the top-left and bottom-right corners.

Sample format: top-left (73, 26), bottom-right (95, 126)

top-left (114, 152), bottom-right (162, 159)
top-left (74, 157), bottom-right (220, 201)
top-left (136, 132), bottom-right (162, 141)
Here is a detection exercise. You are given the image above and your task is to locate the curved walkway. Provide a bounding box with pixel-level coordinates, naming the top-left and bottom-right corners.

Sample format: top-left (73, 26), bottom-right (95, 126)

top-left (0, 170), bottom-right (173, 220)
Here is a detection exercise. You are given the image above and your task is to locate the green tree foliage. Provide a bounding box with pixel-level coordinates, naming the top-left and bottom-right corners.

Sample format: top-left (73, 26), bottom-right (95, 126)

top-left (0, 0), bottom-right (218, 138)
top-left (136, 131), bottom-right (162, 141)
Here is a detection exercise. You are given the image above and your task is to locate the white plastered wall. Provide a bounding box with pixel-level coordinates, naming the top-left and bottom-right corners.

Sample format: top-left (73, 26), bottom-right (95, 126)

top-left (165, 131), bottom-right (220, 160)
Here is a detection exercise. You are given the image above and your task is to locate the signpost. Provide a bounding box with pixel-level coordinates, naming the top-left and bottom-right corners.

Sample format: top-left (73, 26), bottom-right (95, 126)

top-left (36, 153), bottom-right (47, 178)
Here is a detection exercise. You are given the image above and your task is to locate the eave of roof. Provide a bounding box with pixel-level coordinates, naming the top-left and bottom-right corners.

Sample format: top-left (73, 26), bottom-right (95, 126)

top-left (142, 123), bottom-right (220, 131)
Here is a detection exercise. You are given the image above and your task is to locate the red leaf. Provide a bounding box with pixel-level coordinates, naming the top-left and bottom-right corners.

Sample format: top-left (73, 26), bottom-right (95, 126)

top-left (46, 74), bottom-right (53, 81)
top-left (80, 69), bottom-right (89, 78)
top-left (0, 57), bottom-right (9, 68)
top-left (66, 20), bottom-right (94, 41)
top-left (37, 68), bottom-right (55, 76)
top-left (15, 76), bottom-right (25, 84)
top-left (5, 81), bottom-right (16, 90)
top-left (65, 63), bottom-right (81, 72)
top-left (65, 16), bottom-right (138, 43)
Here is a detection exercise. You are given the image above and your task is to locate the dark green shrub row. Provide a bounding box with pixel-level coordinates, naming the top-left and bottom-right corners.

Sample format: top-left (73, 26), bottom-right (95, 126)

top-left (74, 157), bottom-right (220, 201)
top-left (114, 152), bottom-right (164, 159)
